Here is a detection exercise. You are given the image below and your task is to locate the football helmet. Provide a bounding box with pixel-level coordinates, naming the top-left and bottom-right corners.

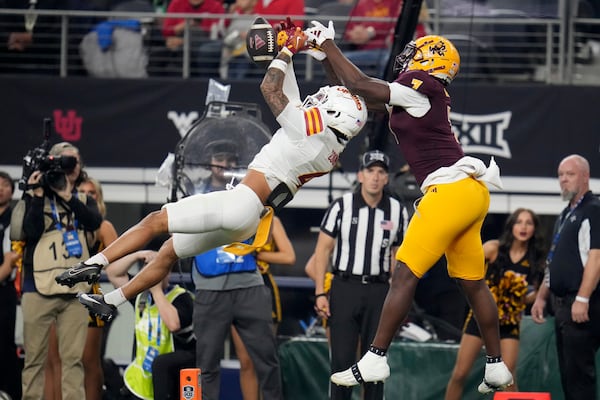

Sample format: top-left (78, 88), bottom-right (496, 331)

top-left (302, 85), bottom-right (368, 139)
top-left (394, 35), bottom-right (460, 85)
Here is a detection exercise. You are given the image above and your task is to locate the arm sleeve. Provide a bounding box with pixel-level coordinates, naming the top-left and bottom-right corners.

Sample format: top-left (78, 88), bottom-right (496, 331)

top-left (23, 196), bottom-right (45, 241)
top-left (388, 81), bottom-right (431, 118)
top-left (68, 196), bottom-right (102, 231)
top-left (282, 61), bottom-right (301, 105)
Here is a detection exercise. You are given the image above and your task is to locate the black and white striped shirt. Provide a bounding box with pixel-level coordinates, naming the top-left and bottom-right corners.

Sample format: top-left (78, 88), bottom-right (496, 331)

top-left (320, 191), bottom-right (408, 276)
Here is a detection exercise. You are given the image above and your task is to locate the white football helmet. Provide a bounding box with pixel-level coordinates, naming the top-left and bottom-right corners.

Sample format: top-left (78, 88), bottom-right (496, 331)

top-left (302, 85), bottom-right (368, 139)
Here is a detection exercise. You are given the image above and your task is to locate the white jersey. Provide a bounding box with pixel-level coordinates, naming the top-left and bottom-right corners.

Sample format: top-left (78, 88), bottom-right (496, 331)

top-left (248, 101), bottom-right (346, 195)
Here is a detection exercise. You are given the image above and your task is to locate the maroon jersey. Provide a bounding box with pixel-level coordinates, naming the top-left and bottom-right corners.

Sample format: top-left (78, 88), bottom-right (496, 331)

top-left (388, 70), bottom-right (464, 186)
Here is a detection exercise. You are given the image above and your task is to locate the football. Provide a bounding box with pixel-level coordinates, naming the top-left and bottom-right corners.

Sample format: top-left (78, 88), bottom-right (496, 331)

top-left (246, 16), bottom-right (277, 65)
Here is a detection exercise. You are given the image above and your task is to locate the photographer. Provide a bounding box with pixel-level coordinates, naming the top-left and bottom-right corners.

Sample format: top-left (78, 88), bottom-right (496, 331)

top-left (16, 142), bottom-right (102, 400)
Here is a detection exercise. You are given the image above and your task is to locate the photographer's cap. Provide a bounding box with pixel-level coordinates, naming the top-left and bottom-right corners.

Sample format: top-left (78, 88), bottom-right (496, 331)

top-left (360, 150), bottom-right (389, 171)
top-left (49, 141), bottom-right (79, 156)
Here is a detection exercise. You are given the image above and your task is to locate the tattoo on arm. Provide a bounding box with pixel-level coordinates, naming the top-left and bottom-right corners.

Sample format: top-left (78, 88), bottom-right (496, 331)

top-left (261, 52), bottom-right (292, 117)
top-left (262, 70), bottom-right (288, 116)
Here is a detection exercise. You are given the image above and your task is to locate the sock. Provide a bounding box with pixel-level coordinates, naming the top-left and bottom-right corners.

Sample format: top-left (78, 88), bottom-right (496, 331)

top-left (85, 253), bottom-right (109, 267)
top-left (486, 355), bottom-right (503, 364)
top-left (104, 288), bottom-right (127, 306)
top-left (369, 345), bottom-right (387, 357)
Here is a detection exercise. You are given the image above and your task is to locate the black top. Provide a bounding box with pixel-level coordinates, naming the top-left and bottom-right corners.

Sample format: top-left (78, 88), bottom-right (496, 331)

top-left (0, 206), bottom-right (12, 280)
top-left (548, 191), bottom-right (600, 297)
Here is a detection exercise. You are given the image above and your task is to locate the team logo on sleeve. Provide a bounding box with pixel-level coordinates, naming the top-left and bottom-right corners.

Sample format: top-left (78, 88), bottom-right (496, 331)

top-left (304, 107), bottom-right (324, 136)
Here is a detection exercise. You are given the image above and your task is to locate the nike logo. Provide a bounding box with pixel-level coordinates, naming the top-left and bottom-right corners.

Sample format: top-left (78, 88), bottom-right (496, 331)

top-left (67, 265), bottom-right (98, 276)
top-left (80, 294), bottom-right (101, 305)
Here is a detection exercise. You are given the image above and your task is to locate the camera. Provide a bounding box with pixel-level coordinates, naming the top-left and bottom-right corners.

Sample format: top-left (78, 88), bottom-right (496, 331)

top-left (18, 118), bottom-right (77, 191)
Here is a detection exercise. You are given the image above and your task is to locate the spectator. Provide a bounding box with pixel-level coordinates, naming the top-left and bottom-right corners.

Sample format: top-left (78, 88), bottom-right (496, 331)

top-left (16, 141), bottom-right (102, 400)
top-left (446, 208), bottom-right (546, 398)
top-left (343, 0), bottom-right (403, 77)
top-left (253, 0), bottom-right (305, 28)
top-left (0, 171), bottom-right (21, 400)
top-left (313, 150), bottom-right (408, 400)
top-left (200, 0), bottom-right (307, 79)
top-left (531, 154), bottom-right (600, 400)
top-left (342, 0), bottom-right (431, 77)
top-left (0, 0), bottom-right (66, 74)
top-left (149, 0), bottom-right (225, 76)
top-left (218, 0), bottom-right (259, 79)
top-left (0, 0), bottom-right (102, 75)
top-left (105, 250), bottom-right (195, 400)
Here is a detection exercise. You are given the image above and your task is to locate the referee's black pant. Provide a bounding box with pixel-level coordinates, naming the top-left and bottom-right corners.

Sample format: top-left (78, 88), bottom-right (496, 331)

top-left (551, 293), bottom-right (600, 400)
top-left (328, 276), bottom-right (389, 400)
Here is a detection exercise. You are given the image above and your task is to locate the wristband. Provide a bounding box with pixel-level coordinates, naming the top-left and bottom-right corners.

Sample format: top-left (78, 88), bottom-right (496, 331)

top-left (315, 293), bottom-right (327, 300)
top-left (268, 59), bottom-right (288, 73)
top-left (575, 295), bottom-right (590, 304)
top-left (280, 46), bottom-right (294, 58)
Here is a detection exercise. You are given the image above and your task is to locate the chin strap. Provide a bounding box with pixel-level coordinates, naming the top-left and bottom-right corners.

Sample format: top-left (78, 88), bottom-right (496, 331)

top-left (330, 127), bottom-right (349, 142)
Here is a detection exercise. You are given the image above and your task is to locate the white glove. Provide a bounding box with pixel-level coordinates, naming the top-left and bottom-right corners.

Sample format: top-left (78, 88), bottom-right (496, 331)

top-left (301, 47), bottom-right (327, 61)
top-left (305, 20), bottom-right (335, 47)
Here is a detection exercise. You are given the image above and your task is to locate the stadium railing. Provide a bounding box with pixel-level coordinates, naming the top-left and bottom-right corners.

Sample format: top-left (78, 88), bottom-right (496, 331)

top-left (0, 7), bottom-right (598, 84)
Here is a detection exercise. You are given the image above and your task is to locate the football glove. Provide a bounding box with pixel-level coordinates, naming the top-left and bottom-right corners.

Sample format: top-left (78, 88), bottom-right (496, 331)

top-left (275, 17), bottom-right (297, 49)
top-left (300, 46), bottom-right (327, 61)
top-left (305, 20), bottom-right (335, 47)
top-left (281, 27), bottom-right (308, 56)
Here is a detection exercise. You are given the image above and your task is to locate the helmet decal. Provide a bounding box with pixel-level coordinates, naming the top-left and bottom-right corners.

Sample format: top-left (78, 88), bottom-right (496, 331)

top-left (394, 35), bottom-right (460, 84)
top-left (304, 107), bottom-right (324, 136)
top-left (304, 86), bottom-right (368, 140)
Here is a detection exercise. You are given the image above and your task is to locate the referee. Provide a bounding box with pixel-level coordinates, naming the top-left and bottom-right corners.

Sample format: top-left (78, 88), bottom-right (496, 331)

top-left (313, 150), bottom-right (408, 400)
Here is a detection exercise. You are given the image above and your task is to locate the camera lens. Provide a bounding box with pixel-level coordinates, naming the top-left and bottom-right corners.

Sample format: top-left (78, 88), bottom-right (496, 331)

top-left (59, 155), bottom-right (78, 172)
top-left (44, 170), bottom-right (67, 191)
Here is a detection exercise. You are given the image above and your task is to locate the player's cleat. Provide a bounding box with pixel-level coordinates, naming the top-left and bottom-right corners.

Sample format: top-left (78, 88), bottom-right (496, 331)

top-left (78, 293), bottom-right (116, 322)
top-left (55, 262), bottom-right (103, 287)
top-left (478, 361), bottom-right (514, 394)
top-left (330, 350), bottom-right (390, 386)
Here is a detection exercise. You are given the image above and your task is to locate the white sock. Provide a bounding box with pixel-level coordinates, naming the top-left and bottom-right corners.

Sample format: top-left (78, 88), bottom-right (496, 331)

top-left (104, 288), bottom-right (127, 306)
top-left (86, 253), bottom-right (109, 267)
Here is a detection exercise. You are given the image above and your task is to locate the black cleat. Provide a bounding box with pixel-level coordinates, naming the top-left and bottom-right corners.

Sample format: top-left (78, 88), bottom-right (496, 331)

top-left (55, 262), bottom-right (103, 287)
top-left (78, 293), bottom-right (116, 322)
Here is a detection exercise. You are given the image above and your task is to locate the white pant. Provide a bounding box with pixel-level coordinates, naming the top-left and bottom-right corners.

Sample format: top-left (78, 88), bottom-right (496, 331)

top-left (163, 184), bottom-right (264, 258)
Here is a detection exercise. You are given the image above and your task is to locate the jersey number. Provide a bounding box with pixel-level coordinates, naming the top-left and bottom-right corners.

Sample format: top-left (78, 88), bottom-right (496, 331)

top-left (410, 78), bottom-right (423, 90)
